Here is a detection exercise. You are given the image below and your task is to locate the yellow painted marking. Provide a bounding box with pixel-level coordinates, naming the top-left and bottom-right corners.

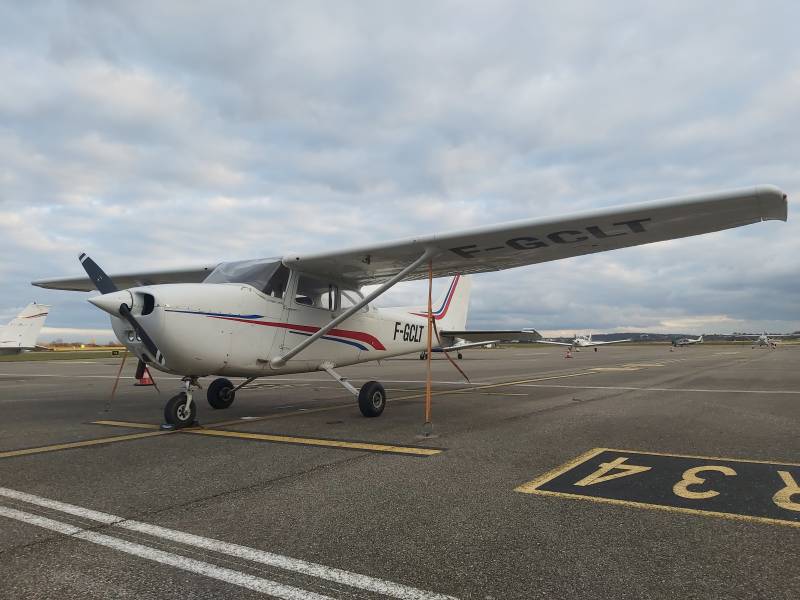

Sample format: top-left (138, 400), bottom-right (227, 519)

top-left (602, 447), bottom-right (800, 467)
top-left (590, 367), bottom-right (640, 372)
top-left (92, 420), bottom-right (161, 430)
top-left (672, 465), bottom-right (737, 499)
top-left (773, 471), bottom-right (800, 512)
top-left (621, 363), bottom-right (664, 368)
top-left (515, 447), bottom-right (607, 493)
top-left (515, 447), bottom-right (800, 529)
top-left (520, 488), bottom-right (800, 529)
top-left (0, 431), bottom-right (171, 460)
top-left (183, 428), bottom-right (442, 456)
top-left (574, 456), bottom-right (651, 487)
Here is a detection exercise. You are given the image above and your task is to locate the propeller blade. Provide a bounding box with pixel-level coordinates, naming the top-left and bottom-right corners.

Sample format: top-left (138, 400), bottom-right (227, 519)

top-left (134, 358), bottom-right (146, 380)
top-left (80, 252), bottom-right (165, 365)
top-left (79, 253), bottom-right (118, 295)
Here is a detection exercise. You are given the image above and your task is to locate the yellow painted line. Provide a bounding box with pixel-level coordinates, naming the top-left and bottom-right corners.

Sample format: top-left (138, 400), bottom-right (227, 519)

top-left (602, 446), bottom-right (800, 467)
top-left (183, 428), bottom-right (443, 456)
top-left (92, 420), bottom-right (161, 430)
top-left (590, 367), bottom-right (639, 372)
top-left (0, 431), bottom-right (171, 460)
top-left (521, 488), bottom-right (800, 529)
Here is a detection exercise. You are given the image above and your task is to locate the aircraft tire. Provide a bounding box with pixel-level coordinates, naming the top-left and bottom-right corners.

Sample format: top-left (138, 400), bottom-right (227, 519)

top-left (358, 381), bottom-right (386, 417)
top-left (207, 378), bottom-right (235, 409)
top-left (457, 352), bottom-right (463, 360)
top-left (419, 352), bottom-right (426, 360)
top-left (164, 393), bottom-right (196, 428)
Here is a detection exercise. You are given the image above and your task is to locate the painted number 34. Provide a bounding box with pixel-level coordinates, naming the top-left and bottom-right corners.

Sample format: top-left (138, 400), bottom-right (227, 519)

top-left (576, 456), bottom-right (800, 511)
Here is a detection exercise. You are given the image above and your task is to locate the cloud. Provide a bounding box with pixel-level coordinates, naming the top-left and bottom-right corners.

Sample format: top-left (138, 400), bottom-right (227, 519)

top-left (1, 1), bottom-right (798, 340)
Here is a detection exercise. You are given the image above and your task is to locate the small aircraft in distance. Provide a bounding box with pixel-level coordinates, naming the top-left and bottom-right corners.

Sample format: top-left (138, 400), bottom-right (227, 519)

top-left (672, 334), bottom-right (704, 347)
top-left (33, 185), bottom-right (787, 428)
top-left (533, 332), bottom-right (631, 352)
top-left (418, 326), bottom-right (541, 360)
top-left (0, 302), bottom-right (51, 355)
top-left (737, 332), bottom-right (793, 348)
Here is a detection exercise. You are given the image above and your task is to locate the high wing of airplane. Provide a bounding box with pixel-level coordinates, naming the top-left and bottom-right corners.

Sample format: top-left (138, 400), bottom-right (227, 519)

top-left (736, 332), bottom-right (793, 347)
top-left (0, 303), bottom-right (51, 355)
top-left (33, 185), bottom-right (787, 428)
top-left (672, 334), bottom-right (704, 347)
top-left (534, 332), bottom-right (631, 350)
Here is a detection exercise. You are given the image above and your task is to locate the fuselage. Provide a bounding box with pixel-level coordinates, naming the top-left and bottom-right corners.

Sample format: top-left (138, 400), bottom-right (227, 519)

top-left (108, 282), bottom-right (433, 378)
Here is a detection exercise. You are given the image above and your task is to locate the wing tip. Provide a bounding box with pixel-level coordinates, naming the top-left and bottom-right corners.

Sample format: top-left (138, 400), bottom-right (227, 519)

top-left (756, 184), bottom-right (788, 222)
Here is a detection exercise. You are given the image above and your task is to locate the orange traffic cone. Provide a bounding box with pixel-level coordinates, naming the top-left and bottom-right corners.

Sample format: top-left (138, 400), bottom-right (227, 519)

top-left (135, 366), bottom-right (155, 386)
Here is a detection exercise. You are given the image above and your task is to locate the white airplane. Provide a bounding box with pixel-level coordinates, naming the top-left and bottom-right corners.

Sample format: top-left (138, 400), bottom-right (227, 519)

top-left (0, 303), bottom-right (51, 355)
top-left (533, 332), bottom-right (631, 351)
top-left (672, 334), bottom-right (703, 347)
top-left (33, 185), bottom-right (787, 428)
top-left (737, 332), bottom-right (793, 348)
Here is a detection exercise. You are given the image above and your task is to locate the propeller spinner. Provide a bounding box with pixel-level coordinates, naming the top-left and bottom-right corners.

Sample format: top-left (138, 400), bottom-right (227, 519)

top-left (80, 253), bottom-right (164, 365)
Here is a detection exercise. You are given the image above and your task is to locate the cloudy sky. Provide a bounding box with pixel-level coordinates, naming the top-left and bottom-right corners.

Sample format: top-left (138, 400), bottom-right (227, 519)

top-left (1, 1), bottom-right (798, 342)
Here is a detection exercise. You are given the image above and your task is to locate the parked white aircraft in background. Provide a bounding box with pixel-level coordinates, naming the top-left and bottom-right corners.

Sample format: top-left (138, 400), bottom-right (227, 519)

top-left (738, 332), bottom-right (793, 348)
top-left (533, 332), bottom-right (631, 351)
top-left (33, 185), bottom-right (787, 428)
top-left (0, 303), bottom-right (51, 355)
top-left (672, 334), bottom-right (704, 347)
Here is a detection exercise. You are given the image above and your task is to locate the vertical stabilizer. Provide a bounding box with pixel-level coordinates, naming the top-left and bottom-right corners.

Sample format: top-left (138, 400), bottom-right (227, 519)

top-left (0, 303), bottom-right (51, 350)
top-left (404, 275), bottom-right (473, 331)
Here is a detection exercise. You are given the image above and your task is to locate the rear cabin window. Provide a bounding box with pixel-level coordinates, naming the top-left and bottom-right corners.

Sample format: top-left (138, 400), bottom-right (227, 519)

top-left (294, 275), bottom-right (365, 312)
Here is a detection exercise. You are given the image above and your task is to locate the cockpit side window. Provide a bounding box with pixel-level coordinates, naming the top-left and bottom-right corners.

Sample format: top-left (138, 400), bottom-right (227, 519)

top-left (263, 265), bottom-right (290, 299)
top-left (295, 274), bottom-right (338, 310)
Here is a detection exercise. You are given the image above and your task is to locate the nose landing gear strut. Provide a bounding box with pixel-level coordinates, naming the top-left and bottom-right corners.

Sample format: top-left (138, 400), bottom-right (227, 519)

top-left (162, 376), bottom-right (201, 429)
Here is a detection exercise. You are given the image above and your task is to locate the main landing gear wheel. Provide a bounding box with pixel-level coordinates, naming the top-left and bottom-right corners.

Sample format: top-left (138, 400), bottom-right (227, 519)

top-left (207, 377), bottom-right (235, 409)
top-left (358, 381), bottom-right (386, 417)
top-left (164, 392), bottom-right (197, 428)
top-left (457, 352), bottom-right (463, 360)
top-left (419, 352), bottom-right (426, 360)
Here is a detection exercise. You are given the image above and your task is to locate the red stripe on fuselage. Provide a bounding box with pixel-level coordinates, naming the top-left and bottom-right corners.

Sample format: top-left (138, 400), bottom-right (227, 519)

top-left (212, 317), bottom-right (386, 351)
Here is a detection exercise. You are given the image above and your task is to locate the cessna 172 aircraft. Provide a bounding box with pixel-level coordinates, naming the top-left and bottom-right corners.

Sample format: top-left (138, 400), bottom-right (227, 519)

top-left (534, 332), bottom-right (631, 351)
top-left (0, 302), bottom-right (50, 355)
top-left (672, 334), bottom-right (704, 347)
top-left (33, 185), bottom-right (787, 427)
top-left (738, 332), bottom-right (792, 348)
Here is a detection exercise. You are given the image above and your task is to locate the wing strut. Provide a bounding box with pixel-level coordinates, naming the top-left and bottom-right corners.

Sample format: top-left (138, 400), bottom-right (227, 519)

top-left (270, 247), bottom-right (439, 368)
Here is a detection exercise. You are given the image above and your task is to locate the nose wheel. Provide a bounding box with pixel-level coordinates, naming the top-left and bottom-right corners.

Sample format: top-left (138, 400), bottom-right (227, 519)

top-left (163, 377), bottom-right (201, 429)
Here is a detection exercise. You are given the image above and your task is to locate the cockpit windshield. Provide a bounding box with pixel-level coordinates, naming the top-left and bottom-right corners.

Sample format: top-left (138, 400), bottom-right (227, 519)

top-left (203, 259), bottom-right (290, 299)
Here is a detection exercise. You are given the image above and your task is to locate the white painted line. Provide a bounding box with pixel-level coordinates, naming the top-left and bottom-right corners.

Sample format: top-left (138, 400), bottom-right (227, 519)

top-left (0, 486), bottom-right (458, 600)
top-left (0, 506), bottom-right (333, 600)
top-left (516, 384), bottom-right (800, 394)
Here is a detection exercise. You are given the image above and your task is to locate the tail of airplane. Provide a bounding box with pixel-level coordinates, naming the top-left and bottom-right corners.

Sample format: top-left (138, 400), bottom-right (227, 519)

top-left (404, 275), bottom-right (472, 331)
top-left (698, 335), bottom-right (704, 343)
top-left (0, 303), bottom-right (51, 350)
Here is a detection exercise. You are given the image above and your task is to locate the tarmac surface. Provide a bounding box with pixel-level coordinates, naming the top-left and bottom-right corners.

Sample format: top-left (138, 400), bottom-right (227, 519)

top-left (0, 345), bottom-right (798, 599)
